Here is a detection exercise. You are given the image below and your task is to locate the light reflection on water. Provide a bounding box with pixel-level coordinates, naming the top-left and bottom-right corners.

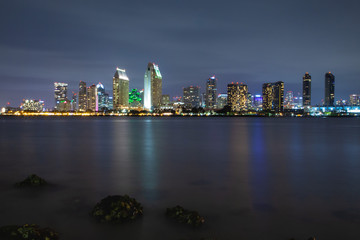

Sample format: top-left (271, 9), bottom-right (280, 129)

top-left (0, 117), bottom-right (360, 240)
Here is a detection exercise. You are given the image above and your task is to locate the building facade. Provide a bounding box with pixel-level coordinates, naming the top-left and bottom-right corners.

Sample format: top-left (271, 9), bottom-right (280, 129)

top-left (144, 63), bottom-right (162, 110)
top-left (113, 68), bottom-right (130, 111)
top-left (87, 84), bottom-right (97, 111)
top-left (262, 81), bottom-right (284, 113)
top-left (205, 76), bottom-right (217, 109)
top-left (78, 81), bottom-right (87, 111)
top-left (54, 82), bottom-right (68, 111)
top-left (325, 72), bottom-right (335, 106)
top-left (350, 94), bottom-right (360, 106)
top-left (303, 72), bottom-right (311, 106)
top-left (227, 82), bottom-right (248, 111)
top-left (183, 86), bottom-right (200, 109)
top-left (20, 99), bottom-right (44, 112)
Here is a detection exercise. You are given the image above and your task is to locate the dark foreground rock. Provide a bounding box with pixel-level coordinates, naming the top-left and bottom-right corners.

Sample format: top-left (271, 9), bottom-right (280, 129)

top-left (91, 195), bottom-right (143, 223)
top-left (166, 205), bottom-right (205, 227)
top-left (0, 224), bottom-right (58, 240)
top-left (15, 174), bottom-right (47, 187)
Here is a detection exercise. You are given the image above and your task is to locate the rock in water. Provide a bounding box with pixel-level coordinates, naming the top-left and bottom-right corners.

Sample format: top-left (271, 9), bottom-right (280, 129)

top-left (0, 224), bottom-right (58, 240)
top-left (91, 195), bottom-right (143, 223)
top-left (166, 205), bottom-right (205, 227)
top-left (15, 174), bottom-right (47, 187)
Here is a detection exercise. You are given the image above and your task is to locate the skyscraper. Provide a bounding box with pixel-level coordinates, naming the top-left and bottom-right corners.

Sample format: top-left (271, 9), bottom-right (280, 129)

top-left (183, 86), bottom-right (200, 109)
top-left (54, 82), bottom-right (68, 110)
top-left (303, 72), bottom-right (311, 106)
top-left (113, 68), bottom-right (130, 111)
top-left (325, 72), bottom-right (335, 106)
top-left (87, 84), bottom-right (97, 111)
top-left (96, 83), bottom-right (106, 111)
top-left (227, 82), bottom-right (248, 111)
top-left (262, 83), bottom-right (273, 111)
top-left (272, 81), bottom-right (284, 112)
top-left (262, 81), bottom-right (284, 113)
top-left (205, 76), bottom-right (217, 109)
top-left (217, 94), bottom-right (228, 109)
top-left (78, 81), bottom-right (87, 111)
top-left (144, 62), bottom-right (162, 110)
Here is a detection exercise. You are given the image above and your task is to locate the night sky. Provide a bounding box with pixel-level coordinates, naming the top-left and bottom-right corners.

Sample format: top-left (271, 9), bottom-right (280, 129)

top-left (1, 0), bottom-right (360, 108)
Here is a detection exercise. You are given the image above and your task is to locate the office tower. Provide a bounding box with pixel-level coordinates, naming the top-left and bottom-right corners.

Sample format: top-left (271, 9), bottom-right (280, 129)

top-left (161, 94), bottom-right (170, 106)
top-left (325, 72), bottom-right (335, 106)
top-left (350, 94), bottom-right (360, 106)
top-left (113, 68), bottom-right (129, 111)
top-left (303, 72), bottom-right (311, 106)
top-left (227, 82), bottom-right (248, 111)
top-left (87, 84), bottom-right (97, 111)
top-left (205, 76), bottom-right (217, 109)
top-left (272, 81), bottom-right (284, 112)
top-left (183, 86), bottom-right (200, 109)
top-left (20, 99), bottom-right (44, 112)
top-left (217, 94), bottom-right (228, 109)
top-left (96, 82), bottom-right (106, 111)
top-left (71, 92), bottom-right (77, 111)
top-left (262, 83), bottom-right (273, 111)
top-left (78, 81), bottom-right (87, 111)
top-left (144, 62), bottom-right (162, 110)
top-left (54, 82), bottom-right (68, 110)
top-left (284, 91), bottom-right (294, 109)
top-left (108, 96), bottom-right (113, 110)
top-left (262, 81), bottom-right (284, 112)
top-left (253, 95), bottom-right (263, 108)
top-left (227, 83), bottom-right (240, 111)
top-left (129, 89), bottom-right (142, 108)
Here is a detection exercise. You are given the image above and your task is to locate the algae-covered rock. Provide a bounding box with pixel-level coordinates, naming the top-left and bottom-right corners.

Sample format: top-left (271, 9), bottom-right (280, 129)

top-left (15, 174), bottom-right (47, 187)
top-left (166, 205), bottom-right (205, 227)
top-left (91, 195), bottom-right (143, 223)
top-left (0, 224), bottom-right (58, 240)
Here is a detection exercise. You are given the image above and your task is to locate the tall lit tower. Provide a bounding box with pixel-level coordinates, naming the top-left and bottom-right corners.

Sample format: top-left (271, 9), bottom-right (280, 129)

top-left (87, 84), bottom-right (98, 111)
top-left (144, 62), bottom-right (162, 110)
top-left (205, 76), bottom-right (217, 109)
top-left (183, 86), bottom-right (200, 109)
top-left (272, 81), bottom-right (284, 112)
top-left (113, 68), bottom-right (129, 110)
top-left (262, 83), bottom-right (273, 111)
top-left (78, 81), bottom-right (87, 111)
top-left (54, 82), bottom-right (68, 110)
top-left (325, 72), bottom-right (335, 106)
top-left (303, 72), bottom-right (311, 106)
top-left (96, 83), bottom-right (106, 110)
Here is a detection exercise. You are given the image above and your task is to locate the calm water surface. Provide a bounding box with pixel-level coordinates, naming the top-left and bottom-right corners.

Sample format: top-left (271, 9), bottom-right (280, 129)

top-left (0, 117), bottom-right (360, 240)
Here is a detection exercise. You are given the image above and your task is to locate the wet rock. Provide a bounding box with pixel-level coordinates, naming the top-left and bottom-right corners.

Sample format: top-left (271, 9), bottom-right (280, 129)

top-left (91, 195), bottom-right (143, 223)
top-left (166, 205), bottom-right (205, 227)
top-left (0, 224), bottom-right (58, 240)
top-left (15, 174), bottom-right (47, 187)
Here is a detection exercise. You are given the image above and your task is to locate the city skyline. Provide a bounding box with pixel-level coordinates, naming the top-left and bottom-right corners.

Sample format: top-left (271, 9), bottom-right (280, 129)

top-left (1, 1), bottom-right (360, 107)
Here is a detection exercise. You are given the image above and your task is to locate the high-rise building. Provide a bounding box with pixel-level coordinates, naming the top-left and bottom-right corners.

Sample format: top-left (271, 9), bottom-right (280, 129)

top-left (349, 94), bottom-right (360, 106)
top-left (205, 76), bottom-right (217, 109)
top-left (54, 82), bottom-right (68, 110)
top-left (20, 99), bottom-right (44, 112)
top-left (325, 72), bottom-right (335, 106)
top-left (303, 72), bottom-right (311, 106)
top-left (272, 81), bottom-right (284, 112)
top-left (87, 84), bottom-right (97, 111)
top-left (227, 82), bottom-right (248, 111)
top-left (183, 86), bottom-right (200, 109)
top-left (78, 81), bottom-right (87, 111)
top-left (96, 82), bottom-right (107, 111)
top-left (253, 95), bottom-right (263, 108)
top-left (262, 81), bottom-right (284, 113)
top-left (71, 92), bottom-right (77, 111)
top-left (284, 91), bottom-right (294, 109)
top-left (113, 68), bottom-right (130, 111)
top-left (262, 83), bottom-right (273, 111)
top-left (144, 62), bottom-right (162, 110)
top-left (217, 94), bottom-right (228, 109)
